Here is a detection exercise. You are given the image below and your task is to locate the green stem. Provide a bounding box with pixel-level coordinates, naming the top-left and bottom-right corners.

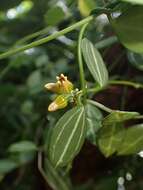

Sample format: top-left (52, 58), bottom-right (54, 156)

top-left (15, 27), bottom-right (49, 46)
top-left (87, 80), bottom-right (143, 94)
top-left (78, 23), bottom-right (89, 95)
top-left (0, 16), bottom-right (93, 60)
top-left (38, 152), bottom-right (53, 187)
top-left (38, 152), bottom-right (69, 190)
top-left (87, 85), bottom-right (106, 94)
top-left (95, 36), bottom-right (118, 49)
top-left (0, 35), bottom-right (117, 80)
top-left (120, 86), bottom-right (128, 111)
top-left (135, 115), bottom-right (143, 120)
top-left (109, 80), bottom-right (143, 89)
top-left (87, 99), bottom-right (113, 113)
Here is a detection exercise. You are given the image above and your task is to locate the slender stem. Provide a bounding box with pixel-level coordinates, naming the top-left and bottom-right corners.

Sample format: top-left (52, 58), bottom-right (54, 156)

top-left (38, 152), bottom-right (70, 190)
top-left (0, 35), bottom-right (117, 80)
top-left (120, 86), bottom-right (128, 111)
top-left (15, 27), bottom-right (49, 45)
top-left (38, 152), bottom-right (52, 186)
top-left (87, 80), bottom-right (143, 94)
top-left (88, 99), bottom-right (143, 119)
top-left (95, 36), bottom-right (118, 49)
top-left (135, 115), bottom-right (143, 120)
top-left (87, 85), bottom-right (106, 94)
top-left (78, 23), bottom-right (89, 94)
top-left (109, 80), bottom-right (143, 89)
top-left (87, 99), bottom-right (113, 113)
top-left (0, 16), bottom-right (93, 60)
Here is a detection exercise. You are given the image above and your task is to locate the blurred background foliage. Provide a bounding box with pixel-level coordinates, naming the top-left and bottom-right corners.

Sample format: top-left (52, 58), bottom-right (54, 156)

top-left (0, 0), bottom-right (143, 190)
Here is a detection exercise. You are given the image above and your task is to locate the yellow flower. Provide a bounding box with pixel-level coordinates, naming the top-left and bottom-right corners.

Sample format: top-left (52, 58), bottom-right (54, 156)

top-left (48, 95), bottom-right (68, 112)
top-left (45, 74), bottom-right (73, 94)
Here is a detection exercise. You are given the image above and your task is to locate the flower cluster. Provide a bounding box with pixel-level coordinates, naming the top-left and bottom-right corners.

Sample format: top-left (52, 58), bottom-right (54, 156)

top-left (45, 74), bottom-right (74, 111)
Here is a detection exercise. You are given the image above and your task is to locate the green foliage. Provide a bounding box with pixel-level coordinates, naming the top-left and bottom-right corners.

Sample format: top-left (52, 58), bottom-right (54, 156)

top-left (48, 106), bottom-right (86, 168)
top-left (121, 0), bottom-right (143, 5)
top-left (103, 110), bottom-right (140, 124)
top-left (118, 124), bottom-right (143, 155)
top-left (127, 51), bottom-right (143, 71)
top-left (1, 0), bottom-right (143, 189)
top-left (44, 158), bottom-right (70, 190)
top-left (111, 5), bottom-right (143, 53)
top-left (8, 141), bottom-right (37, 153)
top-left (78, 0), bottom-right (96, 17)
top-left (98, 123), bottom-right (125, 157)
top-left (0, 159), bottom-right (17, 174)
top-left (85, 103), bottom-right (103, 145)
top-left (81, 38), bottom-right (109, 87)
top-left (45, 6), bottom-right (66, 26)
top-left (98, 118), bottom-right (143, 157)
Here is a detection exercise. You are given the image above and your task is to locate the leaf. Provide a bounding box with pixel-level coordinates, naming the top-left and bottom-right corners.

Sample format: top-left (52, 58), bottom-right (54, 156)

top-left (127, 51), bottom-right (143, 71)
top-left (0, 159), bottom-right (17, 174)
top-left (97, 123), bottom-right (125, 157)
top-left (81, 38), bottom-right (109, 87)
top-left (110, 6), bottom-right (143, 53)
top-left (103, 110), bottom-right (140, 125)
top-left (8, 141), bottom-right (37, 153)
top-left (78, 0), bottom-right (96, 17)
top-left (121, 0), bottom-right (143, 5)
top-left (44, 159), bottom-right (70, 190)
top-left (49, 106), bottom-right (86, 168)
top-left (85, 103), bottom-right (103, 145)
top-left (117, 124), bottom-right (143, 155)
top-left (45, 6), bottom-right (65, 26)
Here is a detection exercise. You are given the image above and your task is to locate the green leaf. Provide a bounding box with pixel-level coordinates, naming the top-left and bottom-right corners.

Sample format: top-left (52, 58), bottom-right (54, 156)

top-left (0, 159), bottom-right (17, 174)
top-left (121, 0), bottom-right (143, 5)
top-left (81, 38), bottom-right (109, 87)
top-left (49, 106), bottom-right (86, 168)
top-left (45, 6), bottom-right (65, 26)
top-left (117, 124), bottom-right (143, 155)
top-left (8, 141), bottom-right (37, 153)
top-left (103, 110), bottom-right (140, 124)
top-left (110, 6), bottom-right (143, 53)
top-left (86, 103), bottom-right (103, 145)
top-left (78, 0), bottom-right (96, 17)
top-left (97, 123), bottom-right (125, 157)
top-left (127, 51), bottom-right (143, 71)
top-left (44, 159), bottom-right (70, 190)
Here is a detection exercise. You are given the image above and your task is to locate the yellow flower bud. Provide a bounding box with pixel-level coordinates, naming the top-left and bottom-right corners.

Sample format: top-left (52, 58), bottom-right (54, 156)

top-left (44, 83), bottom-right (61, 94)
top-left (45, 74), bottom-right (73, 94)
top-left (48, 95), bottom-right (68, 112)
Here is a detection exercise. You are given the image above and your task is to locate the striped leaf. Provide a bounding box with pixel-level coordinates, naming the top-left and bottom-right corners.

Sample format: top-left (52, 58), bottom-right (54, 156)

top-left (44, 159), bottom-right (70, 190)
top-left (81, 38), bottom-right (109, 87)
top-left (49, 106), bottom-right (86, 168)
